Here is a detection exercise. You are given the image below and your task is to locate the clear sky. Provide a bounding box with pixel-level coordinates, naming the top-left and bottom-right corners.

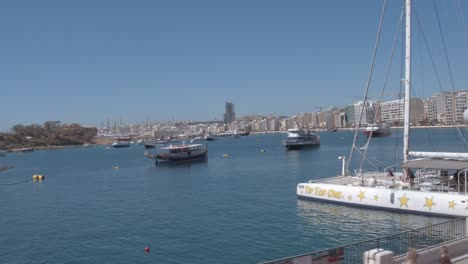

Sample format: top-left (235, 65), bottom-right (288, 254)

top-left (1, 0), bottom-right (468, 130)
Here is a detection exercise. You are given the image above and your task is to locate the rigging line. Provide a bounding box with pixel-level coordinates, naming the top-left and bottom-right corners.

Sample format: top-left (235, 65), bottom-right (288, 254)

top-left (359, 4), bottom-right (404, 174)
top-left (414, 6), bottom-right (453, 151)
top-left (414, 14), bottom-right (436, 152)
top-left (355, 148), bottom-right (383, 171)
top-left (413, 8), bottom-right (444, 92)
top-left (433, 0), bottom-right (468, 151)
top-left (456, 0), bottom-right (468, 41)
top-left (432, 0), bottom-right (456, 93)
top-left (347, 0), bottom-right (388, 174)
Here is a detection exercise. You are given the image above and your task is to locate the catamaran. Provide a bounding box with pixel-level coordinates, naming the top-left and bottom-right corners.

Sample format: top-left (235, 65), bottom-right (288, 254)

top-left (297, 0), bottom-right (468, 217)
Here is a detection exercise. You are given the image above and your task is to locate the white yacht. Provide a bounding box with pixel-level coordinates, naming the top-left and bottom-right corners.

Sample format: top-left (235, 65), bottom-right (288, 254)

top-left (282, 129), bottom-right (320, 150)
top-left (297, 0), bottom-right (468, 217)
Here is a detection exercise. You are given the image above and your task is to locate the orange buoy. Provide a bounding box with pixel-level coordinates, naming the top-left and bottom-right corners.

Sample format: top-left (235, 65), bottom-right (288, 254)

top-left (144, 246), bottom-right (150, 254)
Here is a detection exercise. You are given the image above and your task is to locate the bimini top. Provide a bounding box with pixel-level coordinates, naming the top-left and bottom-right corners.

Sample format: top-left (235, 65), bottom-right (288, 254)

top-left (401, 158), bottom-right (468, 170)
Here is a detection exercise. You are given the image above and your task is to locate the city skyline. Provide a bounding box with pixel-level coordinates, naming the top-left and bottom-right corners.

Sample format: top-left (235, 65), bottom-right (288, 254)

top-left (1, 1), bottom-right (468, 130)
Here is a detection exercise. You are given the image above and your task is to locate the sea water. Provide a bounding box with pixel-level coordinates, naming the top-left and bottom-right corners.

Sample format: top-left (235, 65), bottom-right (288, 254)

top-left (0, 128), bottom-right (465, 263)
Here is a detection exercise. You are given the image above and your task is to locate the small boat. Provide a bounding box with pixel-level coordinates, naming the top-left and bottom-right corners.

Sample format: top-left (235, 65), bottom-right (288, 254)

top-left (136, 139), bottom-right (144, 144)
top-left (0, 150), bottom-right (7, 156)
top-left (204, 135), bottom-right (218, 141)
top-left (282, 128), bottom-right (320, 150)
top-left (328, 128), bottom-right (338, 132)
top-left (18, 147), bottom-right (34, 152)
top-left (112, 138), bottom-right (130, 148)
top-left (239, 131), bottom-right (250, 136)
top-left (144, 144), bottom-right (156, 149)
top-left (151, 143), bottom-right (208, 164)
top-left (363, 124), bottom-right (391, 137)
top-left (221, 130), bottom-right (240, 138)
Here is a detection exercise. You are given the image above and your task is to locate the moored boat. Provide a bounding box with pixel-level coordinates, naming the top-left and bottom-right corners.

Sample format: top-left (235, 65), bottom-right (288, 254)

top-left (147, 143), bottom-right (208, 164)
top-left (112, 138), bottom-right (130, 148)
top-left (18, 147), bottom-right (34, 152)
top-left (204, 135), bottom-right (218, 141)
top-left (282, 128), bottom-right (320, 150)
top-left (363, 124), bottom-right (391, 137)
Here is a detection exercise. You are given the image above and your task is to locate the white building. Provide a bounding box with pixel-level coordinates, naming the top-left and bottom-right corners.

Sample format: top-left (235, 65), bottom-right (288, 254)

top-left (380, 98), bottom-right (424, 125)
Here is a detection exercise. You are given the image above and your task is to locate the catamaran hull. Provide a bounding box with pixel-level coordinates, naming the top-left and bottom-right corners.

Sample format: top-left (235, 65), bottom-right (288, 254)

top-left (297, 181), bottom-right (468, 217)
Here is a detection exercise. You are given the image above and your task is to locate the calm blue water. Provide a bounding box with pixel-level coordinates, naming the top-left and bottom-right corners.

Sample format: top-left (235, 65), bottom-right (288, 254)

top-left (1, 128), bottom-right (467, 264)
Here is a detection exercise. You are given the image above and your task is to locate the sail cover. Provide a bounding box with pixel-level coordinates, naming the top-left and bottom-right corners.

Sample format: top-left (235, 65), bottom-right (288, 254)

top-left (402, 158), bottom-right (468, 170)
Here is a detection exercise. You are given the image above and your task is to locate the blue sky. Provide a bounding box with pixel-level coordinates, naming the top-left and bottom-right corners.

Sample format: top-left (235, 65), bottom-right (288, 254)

top-left (1, 0), bottom-right (468, 130)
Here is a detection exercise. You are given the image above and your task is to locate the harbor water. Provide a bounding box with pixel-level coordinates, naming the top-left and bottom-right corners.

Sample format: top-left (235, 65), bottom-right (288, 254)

top-left (1, 128), bottom-right (466, 263)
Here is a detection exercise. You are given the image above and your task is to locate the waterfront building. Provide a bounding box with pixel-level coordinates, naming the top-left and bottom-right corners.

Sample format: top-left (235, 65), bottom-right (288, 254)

top-left (351, 101), bottom-right (377, 126)
top-left (345, 105), bottom-right (355, 127)
top-left (223, 102), bottom-right (236, 125)
top-left (284, 117), bottom-right (298, 130)
top-left (380, 98), bottom-right (424, 125)
top-left (333, 109), bottom-right (346, 128)
top-left (424, 91), bottom-right (468, 125)
top-left (455, 90), bottom-right (468, 124)
top-left (269, 118), bottom-right (280, 131)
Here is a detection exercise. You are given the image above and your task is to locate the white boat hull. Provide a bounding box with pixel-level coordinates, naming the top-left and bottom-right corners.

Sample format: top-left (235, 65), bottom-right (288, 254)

top-left (297, 178), bottom-right (468, 217)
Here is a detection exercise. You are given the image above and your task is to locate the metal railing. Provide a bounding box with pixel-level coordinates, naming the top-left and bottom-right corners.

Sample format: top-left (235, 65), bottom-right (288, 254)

top-left (259, 217), bottom-right (466, 264)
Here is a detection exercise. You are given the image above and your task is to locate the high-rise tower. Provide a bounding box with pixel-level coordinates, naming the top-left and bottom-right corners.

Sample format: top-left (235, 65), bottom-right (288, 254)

top-left (223, 102), bottom-right (236, 124)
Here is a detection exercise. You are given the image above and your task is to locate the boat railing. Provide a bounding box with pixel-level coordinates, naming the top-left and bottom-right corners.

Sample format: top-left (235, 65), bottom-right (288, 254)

top-left (457, 169), bottom-right (468, 194)
top-left (258, 216), bottom-right (466, 264)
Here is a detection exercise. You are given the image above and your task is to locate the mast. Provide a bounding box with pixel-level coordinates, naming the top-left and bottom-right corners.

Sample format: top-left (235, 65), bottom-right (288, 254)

top-left (403, 0), bottom-right (411, 162)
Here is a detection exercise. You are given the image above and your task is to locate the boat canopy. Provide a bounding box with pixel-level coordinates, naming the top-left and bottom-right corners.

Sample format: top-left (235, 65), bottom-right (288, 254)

top-left (401, 158), bottom-right (468, 170)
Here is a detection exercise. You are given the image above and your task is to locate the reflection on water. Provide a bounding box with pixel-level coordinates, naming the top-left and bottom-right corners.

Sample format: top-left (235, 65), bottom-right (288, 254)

top-left (296, 200), bottom-right (450, 245)
top-left (285, 147), bottom-right (320, 173)
top-left (155, 158), bottom-right (208, 168)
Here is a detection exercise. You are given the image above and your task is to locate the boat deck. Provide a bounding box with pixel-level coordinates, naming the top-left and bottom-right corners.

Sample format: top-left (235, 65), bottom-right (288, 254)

top-left (308, 172), bottom-right (468, 194)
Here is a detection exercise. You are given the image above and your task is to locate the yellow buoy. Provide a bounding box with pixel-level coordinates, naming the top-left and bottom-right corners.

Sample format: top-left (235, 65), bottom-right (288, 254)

top-left (222, 154), bottom-right (229, 157)
top-left (32, 174), bottom-right (45, 181)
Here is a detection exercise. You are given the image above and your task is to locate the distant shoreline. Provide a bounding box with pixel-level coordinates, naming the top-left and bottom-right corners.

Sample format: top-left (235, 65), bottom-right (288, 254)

top-left (4, 126), bottom-right (466, 151)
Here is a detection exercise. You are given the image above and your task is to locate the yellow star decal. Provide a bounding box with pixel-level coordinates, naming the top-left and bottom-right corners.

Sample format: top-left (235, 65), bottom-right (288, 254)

top-left (398, 194), bottom-right (410, 208)
top-left (448, 200), bottom-right (456, 209)
top-left (373, 195), bottom-right (379, 201)
top-left (424, 196), bottom-right (436, 211)
top-left (357, 191), bottom-right (366, 201)
top-left (348, 195), bottom-right (352, 201)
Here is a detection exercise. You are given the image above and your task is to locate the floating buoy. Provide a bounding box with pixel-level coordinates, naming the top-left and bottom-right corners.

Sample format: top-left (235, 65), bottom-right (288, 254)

top-left (112, 166), bottom-right (120, 170)
top-left (144, 246), bottom-right (150, 254)
top-left (261, 149), bottom-right (266, 153)
top-left (222, 154), bottom-right (229, 157)
top-left (32, 174), bottom-right (45, 181)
